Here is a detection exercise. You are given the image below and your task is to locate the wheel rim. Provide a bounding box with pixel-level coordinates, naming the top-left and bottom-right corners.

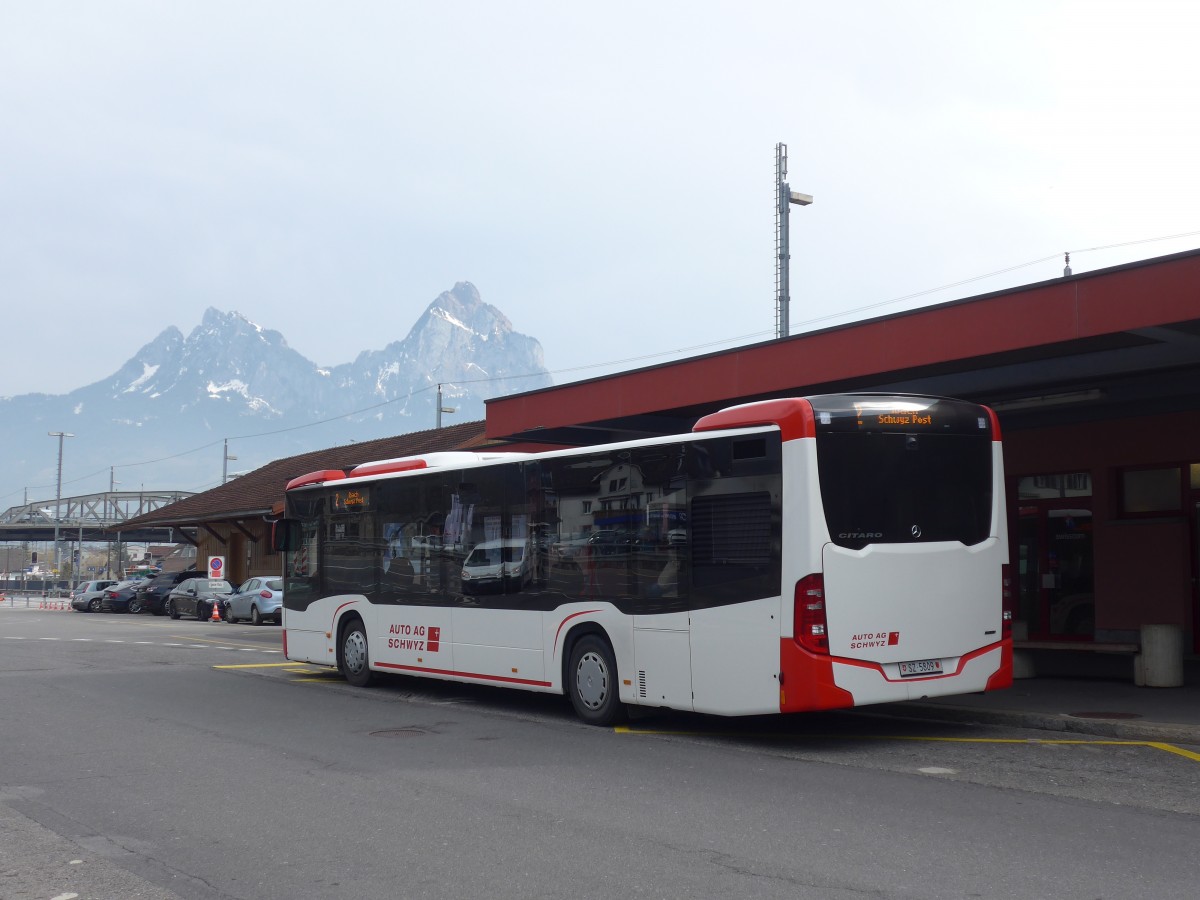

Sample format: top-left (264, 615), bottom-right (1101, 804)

top-left (575, 650), bottom-right (610, 711)
top-left (344, 630), bottom-right (368, 676)
top-left (89, 599), bottom-right (100, 612)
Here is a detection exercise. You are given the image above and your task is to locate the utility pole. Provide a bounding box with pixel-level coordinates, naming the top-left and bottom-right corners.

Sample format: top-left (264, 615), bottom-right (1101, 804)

top-left (48, 431), bottom-right (73, 579)
top-left (107, 467), bottom-right (120, 577)
top-left (775, 142), bottom-right (813, 340)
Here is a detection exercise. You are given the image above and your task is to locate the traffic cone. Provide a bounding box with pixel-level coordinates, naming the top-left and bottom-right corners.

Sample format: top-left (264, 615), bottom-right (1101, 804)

top-left (210, 600), bottom-right (222, 622)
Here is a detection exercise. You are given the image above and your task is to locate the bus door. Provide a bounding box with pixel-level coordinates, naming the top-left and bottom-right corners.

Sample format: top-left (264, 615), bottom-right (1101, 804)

top-left (282, 518), bottom-right (330, 663)
top-left (626, 445), bottom-right (693, 711)
top-left (450, 465), bottom-right (545, 683)
top-left (684, 438), bottom-right (782, 717)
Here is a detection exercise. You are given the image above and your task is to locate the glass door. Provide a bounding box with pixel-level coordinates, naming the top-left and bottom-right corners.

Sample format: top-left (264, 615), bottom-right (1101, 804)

top-left (1016, 474), bottom-right (1094, 641)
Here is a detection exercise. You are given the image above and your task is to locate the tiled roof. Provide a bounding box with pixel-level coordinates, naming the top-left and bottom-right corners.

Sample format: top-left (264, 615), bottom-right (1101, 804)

top-left (117, 420), bottom-right (491, 529)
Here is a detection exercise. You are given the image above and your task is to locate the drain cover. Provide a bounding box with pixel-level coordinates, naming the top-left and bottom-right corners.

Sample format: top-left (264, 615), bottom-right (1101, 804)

top-left (1066, 711), bottom-right (1142, 720)
top-left (369, 727), bottom-right (430, 737)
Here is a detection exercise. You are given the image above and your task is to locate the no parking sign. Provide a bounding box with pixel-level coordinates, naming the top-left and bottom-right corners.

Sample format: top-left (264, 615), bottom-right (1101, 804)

top-left (208, 556), bottom-right (225, 580)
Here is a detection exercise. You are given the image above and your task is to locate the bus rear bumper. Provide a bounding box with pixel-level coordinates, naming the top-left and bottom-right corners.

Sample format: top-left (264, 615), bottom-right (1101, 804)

top-left (780, 640), bottom-right (1008, 712)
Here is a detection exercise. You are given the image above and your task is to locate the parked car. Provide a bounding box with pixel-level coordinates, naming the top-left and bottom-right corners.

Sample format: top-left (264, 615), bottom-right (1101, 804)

top-left (137, 569), bottom-right (204, 616)
top-left (586, 529), bottom-right (636, 556)
top-left (223, 577), bottom-right (283, 625)
top-left (166, 578), bottom-right (233, 620)
top-left (70, 580), bottom-right (118, 613)
top-left (99, 579), bottom-right (150, 613)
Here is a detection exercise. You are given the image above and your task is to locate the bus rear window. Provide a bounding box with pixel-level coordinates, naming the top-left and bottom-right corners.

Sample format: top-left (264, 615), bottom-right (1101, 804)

top-left (816, 432), bottom-right (993, 549)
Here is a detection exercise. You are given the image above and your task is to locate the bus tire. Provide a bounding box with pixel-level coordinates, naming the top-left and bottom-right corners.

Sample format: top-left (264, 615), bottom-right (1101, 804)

top-left (568, 634), bottom-right (624, 726)
top-left (340, 620), bottom-right (375, 687)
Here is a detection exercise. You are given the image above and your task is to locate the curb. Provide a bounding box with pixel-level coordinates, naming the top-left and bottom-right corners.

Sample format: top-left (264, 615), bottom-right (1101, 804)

top-left (873, 700), bottom-right (1200, 746)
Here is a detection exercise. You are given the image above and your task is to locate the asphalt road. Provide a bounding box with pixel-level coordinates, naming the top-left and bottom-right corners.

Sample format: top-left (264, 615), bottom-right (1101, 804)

top-left (2, 607), bottom-right (1199, 900)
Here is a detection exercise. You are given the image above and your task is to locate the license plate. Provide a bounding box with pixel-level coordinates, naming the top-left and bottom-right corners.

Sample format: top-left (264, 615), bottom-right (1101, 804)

top-left (898, 658), bottom-right (943, 677)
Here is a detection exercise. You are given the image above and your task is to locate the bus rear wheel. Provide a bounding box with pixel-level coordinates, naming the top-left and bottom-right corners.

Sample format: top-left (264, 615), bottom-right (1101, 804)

top-left (341, 620), bottom-right (375, 687)
top-left (568, 635), bottom-right (624, 726)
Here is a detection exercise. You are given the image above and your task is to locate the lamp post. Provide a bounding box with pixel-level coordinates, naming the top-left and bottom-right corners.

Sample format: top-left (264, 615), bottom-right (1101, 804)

top-left (436, 384), bottom-right (456, 429)
top-left (48, 431), bottom-right (74, 581)
top-left (775, 142), bottom-right (813, 340)
top-left (222, 439), bottom-right (237, 484)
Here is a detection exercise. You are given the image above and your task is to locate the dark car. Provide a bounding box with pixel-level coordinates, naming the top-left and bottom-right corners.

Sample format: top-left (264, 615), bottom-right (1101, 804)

top-left (137, 569), bottom-right (204, 616)
top-left (99, 579), bottom-right (149, 613)
top-left (166, 578), bottom-right (233, 621)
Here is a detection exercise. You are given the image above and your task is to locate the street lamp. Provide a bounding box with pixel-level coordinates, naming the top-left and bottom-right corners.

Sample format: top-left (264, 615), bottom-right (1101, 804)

top-left (775, 142), bottom-right (814, 340)
top-left (222, 439), bottom-right (238, 484)
top-left (48, 431), bottom-right (74, 582)
top-left (436, 384), bottom-right (457, 429)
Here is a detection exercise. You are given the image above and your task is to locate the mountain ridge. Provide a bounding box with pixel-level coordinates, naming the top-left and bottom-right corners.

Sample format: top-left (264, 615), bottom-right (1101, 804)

top-left (1, 282), bottom-right (551, 504)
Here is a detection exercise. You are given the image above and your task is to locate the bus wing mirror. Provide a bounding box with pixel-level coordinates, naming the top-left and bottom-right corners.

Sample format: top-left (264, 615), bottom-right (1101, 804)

top-left (272, 519), bottom-right (301, 552)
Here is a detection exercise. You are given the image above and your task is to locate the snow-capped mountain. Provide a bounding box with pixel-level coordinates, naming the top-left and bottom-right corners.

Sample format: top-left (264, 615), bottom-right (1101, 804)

top-left (1, 283), bottom-right (551, 503)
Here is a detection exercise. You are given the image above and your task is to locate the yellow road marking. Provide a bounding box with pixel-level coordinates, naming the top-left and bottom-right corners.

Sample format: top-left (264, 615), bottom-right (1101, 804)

top-left (176, 634), bottom-right (279, 650)
top-left (1147, 741), bottom-right (1200, 762)
top-left (212, 662), bottom-right (299, 669)
top-left (613, 726), bottom-right (1200, 763)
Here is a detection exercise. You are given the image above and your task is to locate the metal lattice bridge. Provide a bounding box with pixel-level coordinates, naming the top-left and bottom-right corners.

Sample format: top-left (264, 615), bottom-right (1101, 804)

top-left (0, 490), bottom-right (196, 543)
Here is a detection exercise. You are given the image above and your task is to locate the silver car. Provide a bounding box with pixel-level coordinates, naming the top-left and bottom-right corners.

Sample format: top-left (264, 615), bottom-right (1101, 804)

top-left (70, 580), bottom-right (118, 613)
top-left (223, 577), bottom-right (283, 625)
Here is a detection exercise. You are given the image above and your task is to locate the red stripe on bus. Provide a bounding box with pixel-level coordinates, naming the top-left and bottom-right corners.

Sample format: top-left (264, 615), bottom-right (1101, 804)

top-left (330, 600), bottom-right (359, 634)
top-left (349, 458), bottom-right (429, 478)
top-left (552, 609), bottom-right (603, 658)
top-left (375, 661), bottom-right (551, 688)
top-left (692, 398), bottom-right (816, 441)
top-left (286, 469), bottom-right (347, 491)
top-left (983, 404), bottom-right (1003, 442)
top-left (829, 640), bottom-right (1004, 682)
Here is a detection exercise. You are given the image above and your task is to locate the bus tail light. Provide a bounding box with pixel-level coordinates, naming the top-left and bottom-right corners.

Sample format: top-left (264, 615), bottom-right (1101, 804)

top-left (281, 629), bottom-right (288, 658)
top-left (794, 574), bottom-right (829, 655)
top-left (1001, 564), bottom-right (1013, 638)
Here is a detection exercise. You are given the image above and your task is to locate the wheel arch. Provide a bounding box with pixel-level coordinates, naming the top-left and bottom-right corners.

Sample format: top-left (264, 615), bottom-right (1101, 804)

top-left (334, 609), bottom-right (366, 673)
top-left (559, 620), bottom-right (617, 695)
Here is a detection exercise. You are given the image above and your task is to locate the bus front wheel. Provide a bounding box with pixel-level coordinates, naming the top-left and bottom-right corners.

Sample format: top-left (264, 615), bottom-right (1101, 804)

top-left (568, 635), bottom-right (624, 726)
top-left (341, 620), bottom-right (375, 687)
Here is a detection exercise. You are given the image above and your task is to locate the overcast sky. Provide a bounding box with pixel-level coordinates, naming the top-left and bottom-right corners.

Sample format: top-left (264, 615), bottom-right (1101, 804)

top-left (3, 1), bottom-right (1199, 401)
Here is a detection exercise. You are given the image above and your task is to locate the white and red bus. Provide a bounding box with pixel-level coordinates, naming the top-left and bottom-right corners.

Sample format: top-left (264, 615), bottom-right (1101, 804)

top-left (274, 394), bottom-right (1012, 725)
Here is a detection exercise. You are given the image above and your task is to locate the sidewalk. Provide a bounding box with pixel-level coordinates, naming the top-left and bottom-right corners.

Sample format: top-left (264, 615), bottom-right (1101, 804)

top-left (888, 658), bottom-right (1200, 745)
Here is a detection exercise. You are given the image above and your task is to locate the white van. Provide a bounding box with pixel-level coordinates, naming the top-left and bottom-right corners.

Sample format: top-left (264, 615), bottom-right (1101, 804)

top-left (460, 539), bottom-right (529, 594)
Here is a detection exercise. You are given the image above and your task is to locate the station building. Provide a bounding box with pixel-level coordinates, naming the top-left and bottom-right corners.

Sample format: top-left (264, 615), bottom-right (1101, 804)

top-left (484, 248), bottom-right (1200, 663)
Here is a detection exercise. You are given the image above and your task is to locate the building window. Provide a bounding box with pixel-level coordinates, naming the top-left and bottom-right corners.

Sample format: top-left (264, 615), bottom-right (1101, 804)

top-left (1121, 467), bottom-right (1182, 514)
top-left (1017, 472), bottom-right (1092, 500)
top-left (1190, 463), bottom-right (1200, 490)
